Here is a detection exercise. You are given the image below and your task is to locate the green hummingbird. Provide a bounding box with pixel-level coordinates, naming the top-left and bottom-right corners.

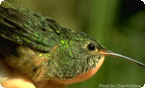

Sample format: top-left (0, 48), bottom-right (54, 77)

top-left (0, 1), bottom-right (144, 82)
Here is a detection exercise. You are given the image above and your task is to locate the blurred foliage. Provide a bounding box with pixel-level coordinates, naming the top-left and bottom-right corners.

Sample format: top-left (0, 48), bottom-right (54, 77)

top-left (6, 0), bottom-right (145, 88)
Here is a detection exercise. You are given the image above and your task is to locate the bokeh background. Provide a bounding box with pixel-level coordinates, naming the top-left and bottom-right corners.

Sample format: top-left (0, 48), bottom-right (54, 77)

top-left (6, 0), bottom-right (145, 88)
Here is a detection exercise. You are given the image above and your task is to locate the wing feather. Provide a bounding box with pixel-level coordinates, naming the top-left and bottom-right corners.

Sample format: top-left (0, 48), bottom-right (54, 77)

top-left (0, 1), bottom-right (61, 51)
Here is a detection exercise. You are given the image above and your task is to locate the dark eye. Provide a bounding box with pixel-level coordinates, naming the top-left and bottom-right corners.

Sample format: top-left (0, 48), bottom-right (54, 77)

top-left (87, 43), bottom-right (96, 51)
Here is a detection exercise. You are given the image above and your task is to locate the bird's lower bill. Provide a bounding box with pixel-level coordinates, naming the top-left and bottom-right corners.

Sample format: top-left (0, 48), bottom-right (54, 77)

top-left (53, 56), bottom-right (105, 85)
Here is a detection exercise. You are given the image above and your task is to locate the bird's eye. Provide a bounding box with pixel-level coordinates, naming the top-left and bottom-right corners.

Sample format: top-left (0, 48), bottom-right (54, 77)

top-left (87, 43), bottom-right (96, 51)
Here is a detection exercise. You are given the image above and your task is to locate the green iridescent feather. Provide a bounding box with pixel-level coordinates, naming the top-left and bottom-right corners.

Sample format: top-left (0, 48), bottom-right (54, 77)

top-left (0, 1), bottom-right (62, 51)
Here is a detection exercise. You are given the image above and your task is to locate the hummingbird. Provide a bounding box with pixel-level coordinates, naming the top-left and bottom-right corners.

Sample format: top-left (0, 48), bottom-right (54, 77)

top-left (0, 1), bottom-right (144, 82)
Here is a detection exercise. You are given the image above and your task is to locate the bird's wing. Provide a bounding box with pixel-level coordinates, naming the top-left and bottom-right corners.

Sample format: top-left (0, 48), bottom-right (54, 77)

top-left (0, 1), bottom-right (61, 52)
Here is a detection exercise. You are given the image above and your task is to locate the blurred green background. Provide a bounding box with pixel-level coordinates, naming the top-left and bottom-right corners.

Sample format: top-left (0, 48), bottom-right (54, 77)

top-left (6, 0), bottom-right (145, 88)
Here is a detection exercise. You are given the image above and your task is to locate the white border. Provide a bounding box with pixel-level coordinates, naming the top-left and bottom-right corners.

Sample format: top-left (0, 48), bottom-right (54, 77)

top-left (141, 0), bottom-right (145, 4)
top-left (0, 0), bottom-right (4, 4)
top-left (0, 84), bottom-right (4, 88)
top-left (141, 84), bottom-right (145, 88)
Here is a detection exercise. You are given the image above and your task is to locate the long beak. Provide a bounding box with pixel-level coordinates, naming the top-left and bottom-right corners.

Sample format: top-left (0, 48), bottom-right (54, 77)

top-left (99, 49), bottom-right (145, 68)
